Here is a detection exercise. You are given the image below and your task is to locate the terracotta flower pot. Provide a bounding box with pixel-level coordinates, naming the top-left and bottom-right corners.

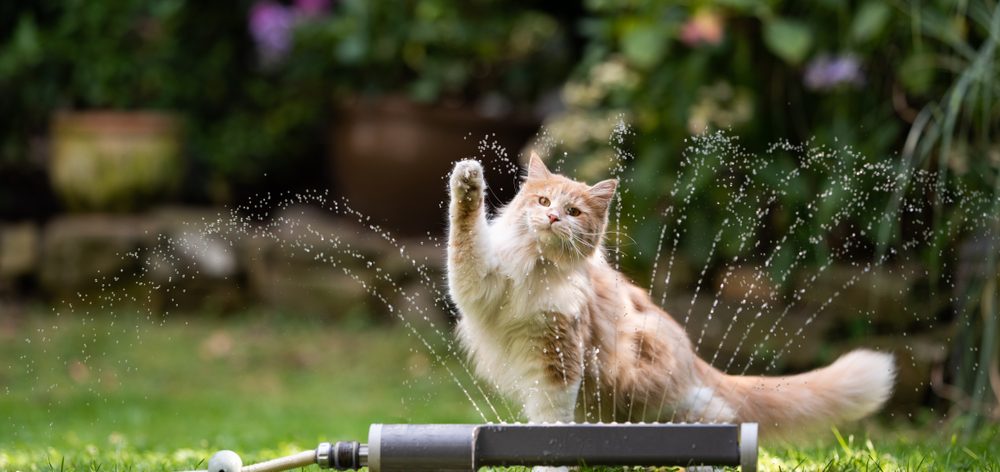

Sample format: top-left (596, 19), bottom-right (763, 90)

top-left (331, 97), bottom-right (539, 235)
top-left (50, 111), bottom-right (182, 212)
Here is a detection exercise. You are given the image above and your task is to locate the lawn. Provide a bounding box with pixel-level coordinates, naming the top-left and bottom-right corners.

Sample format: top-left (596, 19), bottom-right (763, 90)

top-left (1, 310), bottom-right (997, 471)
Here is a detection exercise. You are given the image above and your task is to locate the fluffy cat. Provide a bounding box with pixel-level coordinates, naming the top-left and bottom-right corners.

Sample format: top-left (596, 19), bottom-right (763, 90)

top-left (447, 154), bottom-right (895, 435)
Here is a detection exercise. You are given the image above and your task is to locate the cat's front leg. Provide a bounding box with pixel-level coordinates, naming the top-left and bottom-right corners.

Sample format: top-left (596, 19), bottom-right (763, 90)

top-left (447, 160), bottom-right (492, 301)
top-left (523, 382), bottom-right (580, 423)
top-left (449, 159), bottom-right (485, 223)
top-left (524, 380), bottom-right (581, 471)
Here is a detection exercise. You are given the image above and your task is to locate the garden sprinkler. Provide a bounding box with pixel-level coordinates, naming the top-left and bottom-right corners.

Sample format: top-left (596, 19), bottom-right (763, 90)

top-left (188, 422), bottom-right (758, 472)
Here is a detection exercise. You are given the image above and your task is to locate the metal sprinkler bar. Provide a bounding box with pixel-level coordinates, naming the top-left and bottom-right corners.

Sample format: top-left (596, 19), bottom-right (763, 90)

top-left (196, 423), bottom-right (758, 472)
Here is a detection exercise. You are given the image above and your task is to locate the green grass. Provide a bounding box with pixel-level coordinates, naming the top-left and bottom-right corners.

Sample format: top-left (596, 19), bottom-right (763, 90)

top-left (1, 310), bottom-right (998, 471)
top-left (758, 424), bottom-right (1000, 470)
top-left (0, 310), bottom-right (483, 470)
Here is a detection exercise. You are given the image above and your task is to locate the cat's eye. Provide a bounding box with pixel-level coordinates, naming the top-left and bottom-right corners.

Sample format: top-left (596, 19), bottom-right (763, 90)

top-left (538, 196), bottom-right (550, 207)
top-left (567, 207), bottom-right (581, 217)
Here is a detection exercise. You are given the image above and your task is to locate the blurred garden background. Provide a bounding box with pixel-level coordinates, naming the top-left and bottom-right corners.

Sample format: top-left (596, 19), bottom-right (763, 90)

top-left (2, 0), bottom-right (1000, 470)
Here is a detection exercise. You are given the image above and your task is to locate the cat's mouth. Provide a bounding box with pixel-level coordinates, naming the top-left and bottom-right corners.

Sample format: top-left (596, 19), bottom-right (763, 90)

top-left (532, 222), bottom-right (571, 246)
top-left (535, 225), bottom-right (559, 238)
top-left (525, 215), bottom-right (575, 253)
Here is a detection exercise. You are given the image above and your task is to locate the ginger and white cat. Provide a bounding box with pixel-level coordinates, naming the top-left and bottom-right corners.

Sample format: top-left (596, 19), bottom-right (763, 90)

top-left (447, 155), bottom-right (895, 435)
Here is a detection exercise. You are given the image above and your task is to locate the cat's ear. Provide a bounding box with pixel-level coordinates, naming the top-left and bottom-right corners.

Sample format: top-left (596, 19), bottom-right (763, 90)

top-left (588, 179), bottom-right (618, 213)
top-left (526, 151), bottom-right (551, 180)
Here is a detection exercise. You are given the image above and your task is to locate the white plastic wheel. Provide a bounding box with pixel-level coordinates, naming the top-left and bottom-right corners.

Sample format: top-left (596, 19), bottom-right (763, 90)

top-left (207, 450), bottom-right (242, 472)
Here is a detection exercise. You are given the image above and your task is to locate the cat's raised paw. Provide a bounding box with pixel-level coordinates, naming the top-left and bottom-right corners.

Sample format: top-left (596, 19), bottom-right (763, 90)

top-left (450, 159), bottom-right (484, 198)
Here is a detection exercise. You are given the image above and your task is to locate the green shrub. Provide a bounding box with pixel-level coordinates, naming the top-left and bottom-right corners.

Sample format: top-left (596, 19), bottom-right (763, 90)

top-left (0, 0), bottom-right (574, 201)
top-left (540, 0), bottom-right (998, 278)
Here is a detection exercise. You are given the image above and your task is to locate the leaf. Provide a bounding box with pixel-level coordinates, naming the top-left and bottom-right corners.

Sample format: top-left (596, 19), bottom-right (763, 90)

top-left (335, 34), bottom-right (367, 64)
top-left (899, 53), bottom-right (936, 95)
top-left (851, 1), bottom-right (891, 43)
top-left (409, 76), bottom-right (440, 103)
top-left (621, 21), bottom-right (669, 69)
top-left (0, 15), bottom-right (43, 77)
top-left (714, 0), bottom-right (767, 13)
top-left (763, 18), bottom-right (813, 65)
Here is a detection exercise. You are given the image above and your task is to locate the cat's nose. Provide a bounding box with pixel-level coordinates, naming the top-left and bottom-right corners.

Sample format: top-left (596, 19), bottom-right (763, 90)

top-left (547, 213), bottom-right (560, 223)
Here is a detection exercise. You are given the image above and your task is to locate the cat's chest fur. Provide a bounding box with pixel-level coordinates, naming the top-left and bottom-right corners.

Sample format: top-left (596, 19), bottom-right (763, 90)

top-left (454, 252), bottom-right (590, 394)
top-left (455, 222), bottom-right (591, 323)
top-left (501, 267), bottom-right (586, 320)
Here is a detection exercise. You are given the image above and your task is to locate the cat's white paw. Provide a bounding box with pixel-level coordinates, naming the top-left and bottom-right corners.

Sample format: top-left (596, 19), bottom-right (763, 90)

top-left (451, 160), bottom-right (483, 191)
top-left (450, 160), bottom-right (484, 205)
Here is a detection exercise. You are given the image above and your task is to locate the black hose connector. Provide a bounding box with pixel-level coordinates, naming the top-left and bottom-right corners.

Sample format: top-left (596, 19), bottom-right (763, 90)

top-left (316, 441), bottom-right (362, 470)
top-left (333, 441), bottom-right (361, 470)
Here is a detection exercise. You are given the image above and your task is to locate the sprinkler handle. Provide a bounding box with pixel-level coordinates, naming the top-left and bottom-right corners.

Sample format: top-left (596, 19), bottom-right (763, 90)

top-left (240, 450), bottom-right (315, 472)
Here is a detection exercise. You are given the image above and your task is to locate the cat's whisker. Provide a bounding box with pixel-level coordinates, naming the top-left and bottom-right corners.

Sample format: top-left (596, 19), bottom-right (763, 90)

top-left (567, 233), bottom-right (597, 260)
top-left (580, 229), bottom-right (637, 243)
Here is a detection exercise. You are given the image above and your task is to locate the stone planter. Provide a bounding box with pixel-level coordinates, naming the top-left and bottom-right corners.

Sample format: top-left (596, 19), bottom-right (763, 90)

top-left (50, 110), bottom-right (182, 212)
top-left (331, 96), bottom-right (539, 235)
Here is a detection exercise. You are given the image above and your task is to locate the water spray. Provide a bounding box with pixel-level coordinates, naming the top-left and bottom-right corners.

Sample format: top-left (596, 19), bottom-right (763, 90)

top-left (188, 423), bottom-right (758, 472)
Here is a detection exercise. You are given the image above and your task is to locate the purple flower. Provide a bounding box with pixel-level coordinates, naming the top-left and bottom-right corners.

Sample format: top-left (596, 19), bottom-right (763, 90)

top-left (249, 1), bottom-right (295, 67)
top-left (804, 54), bottom-right (864, 91)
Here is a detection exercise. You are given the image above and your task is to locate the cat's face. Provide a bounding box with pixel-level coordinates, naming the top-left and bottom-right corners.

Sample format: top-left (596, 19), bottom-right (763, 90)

top-left (511, 154), bottom-right (617, 261)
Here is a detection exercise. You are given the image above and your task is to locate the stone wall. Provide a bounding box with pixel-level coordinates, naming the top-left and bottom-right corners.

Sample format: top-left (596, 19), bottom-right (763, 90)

top-left (0, 205), bottom-right (450, 325)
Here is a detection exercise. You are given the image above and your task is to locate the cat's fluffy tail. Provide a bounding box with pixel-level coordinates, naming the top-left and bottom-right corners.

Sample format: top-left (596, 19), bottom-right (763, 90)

top-left (696, 349), bottom-right (896, 436)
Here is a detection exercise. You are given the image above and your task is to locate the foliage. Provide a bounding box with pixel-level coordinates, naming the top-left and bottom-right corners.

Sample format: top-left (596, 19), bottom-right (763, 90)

top-left (313, 0), bottom-right (565, 104)
top-left (284, 0), bottom-right (571, 108)
top-left (550, 0), bottom-right (1000, 267)
top-left (0, 0), bottom-right (268, 194)
top-left (0, 0), bottom-right (187, 110)
top-left (0, 0), bottom-right (184, 166)
top-left (202, 0), bottom-right (571, 197)
top-left (0, 0), bottom-right (573, 199)
top-left (890, 0), bottom-right (1000, 433)
top-left (543, 1), bottom-right (907, 277)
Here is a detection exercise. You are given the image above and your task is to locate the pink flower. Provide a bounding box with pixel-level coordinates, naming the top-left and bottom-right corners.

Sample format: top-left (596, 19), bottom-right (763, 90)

top-left (680, 9), bottom-right (724, 47)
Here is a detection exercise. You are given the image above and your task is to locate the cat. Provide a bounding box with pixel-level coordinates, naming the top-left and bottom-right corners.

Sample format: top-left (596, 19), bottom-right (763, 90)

top-left (446, 154), bottom-right (896, 435)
